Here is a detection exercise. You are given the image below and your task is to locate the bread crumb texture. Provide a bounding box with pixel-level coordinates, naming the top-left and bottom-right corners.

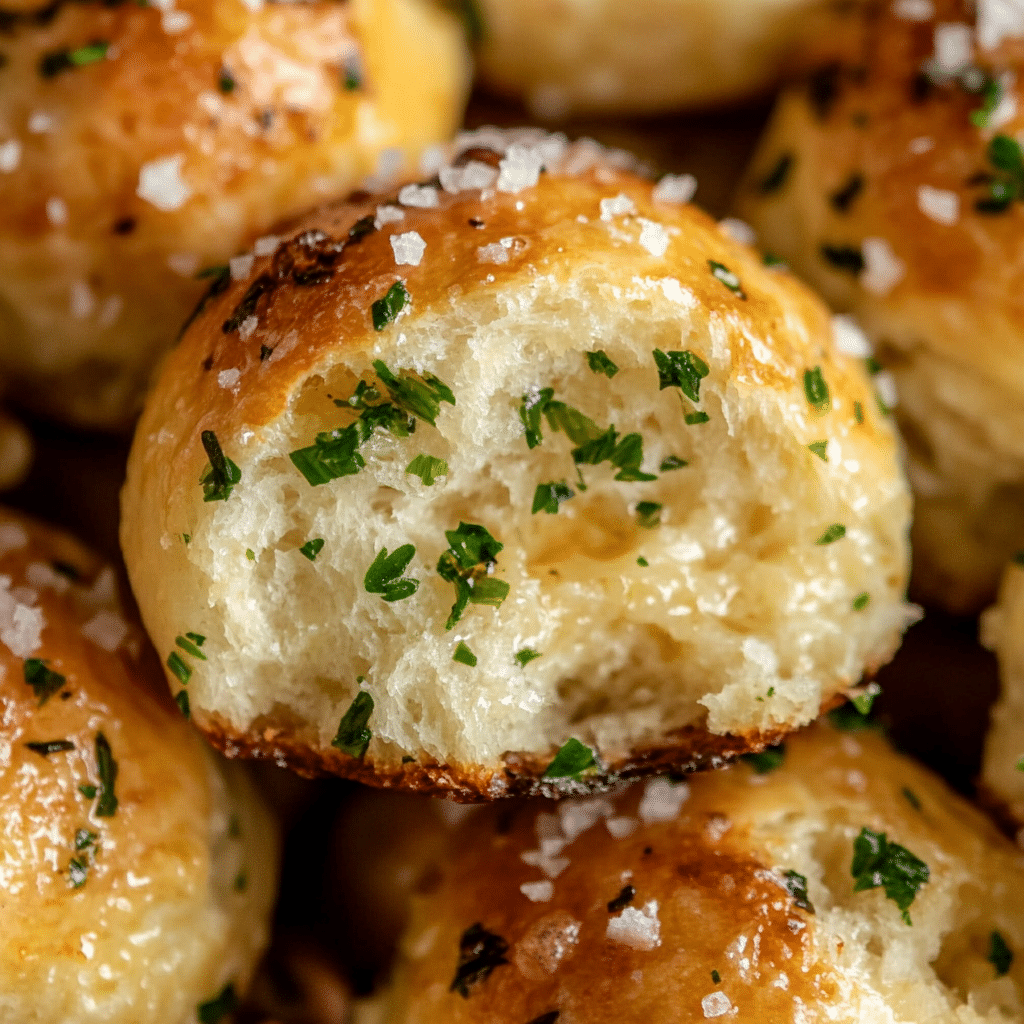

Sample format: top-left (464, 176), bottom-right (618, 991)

top-left (122, 129), bottom-right (914, 796)
top-left (358, 725), bottom-right (1024, 1024)
top-left (0, 509), bottom-right (278, 1024)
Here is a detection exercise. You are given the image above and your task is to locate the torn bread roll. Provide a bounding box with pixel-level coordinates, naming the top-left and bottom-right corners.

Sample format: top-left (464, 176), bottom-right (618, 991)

top-left (0, 0), bottom-right (470, 427)
top-left (0, 508), bottom-right (279, 1024)
top-left (472, 0), bottom-right (836, 118)
top-left (121, 129), bottom-right (914, 800)
top-left (735, 0), bottom-right (1024, 613)
top-left (356, 724), bottom-right (1024, 1024)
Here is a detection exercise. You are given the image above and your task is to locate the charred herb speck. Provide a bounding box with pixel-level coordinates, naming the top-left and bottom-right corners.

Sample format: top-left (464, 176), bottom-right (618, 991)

top-left (450, 923), bottom-right (509, 997)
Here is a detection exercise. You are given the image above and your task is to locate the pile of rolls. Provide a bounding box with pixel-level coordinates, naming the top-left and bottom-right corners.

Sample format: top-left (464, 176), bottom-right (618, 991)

top-left (3, 1), bottom-right (1024, 1021)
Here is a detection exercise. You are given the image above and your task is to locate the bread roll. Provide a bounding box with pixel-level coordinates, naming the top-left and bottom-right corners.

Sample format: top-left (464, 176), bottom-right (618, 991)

top-left (121, 129), bottom-right (914, 799)
top-left (734, 0), bottom-right (1024, 612)
top-left (981, 559), bottom-right (1024, 831)
top-left (0, 0), bottom-right (470, 427)
top-left (359, 723), bottom-right (1024, 1024)
top-left (0, 508), bottom-right (279, 1024)
top-left (471, 0), bottom-right (835, 118)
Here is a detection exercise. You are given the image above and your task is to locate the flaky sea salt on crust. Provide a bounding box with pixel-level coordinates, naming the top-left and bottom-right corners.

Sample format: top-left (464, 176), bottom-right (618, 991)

top-left (136, 154), bottom-right (192, 211)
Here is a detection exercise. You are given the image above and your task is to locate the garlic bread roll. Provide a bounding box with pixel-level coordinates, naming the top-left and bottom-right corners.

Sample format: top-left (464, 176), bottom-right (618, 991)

top-left (735, 0), bottom-right (1024, 612)
top-left (0, 509), bottom-right (279, 1024)
top-left (0, 0), bottom-right (470, 427)
top-left (981, 559), bottom-right (1024, 831)
top-left (472, 0), bottom-right (835, 118)
top-left (360, 724), bottom-right (1024, 1024)
top-left (121, 129), bottom-right (913, 800)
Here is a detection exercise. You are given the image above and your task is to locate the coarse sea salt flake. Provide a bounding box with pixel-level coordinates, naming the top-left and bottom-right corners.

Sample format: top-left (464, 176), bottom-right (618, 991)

top-left (0, 140), bottom-right (20, 173)
top-left (497, 144), bottom-right (543, 194)
top-left (70, 281), bottom-right (95, 320)
top-left (638, 777), bottom-right (689, 823)
top-left (391, 231), bottom-right (426, 266)
top-left (218, 368), bottom-right (241, 389)
top-left (977, 0), bottom-right (1024, 50)
top-left (606, 816), bottom-right (638, 839)
top-left (652, 173), bottom-right (697, 204)
top-left (702, 992), bottom-right (733, 1018)
top-left (1, 602), bottom-right (43, 659)
top-left (81, 610), bottom-right (129, 652)
top-left (859, 237), bottom-right (904, 296)
top-left (28, 112), bottom-right (53, 133)
top-left (398, 183), bottom-right (438, 208)
top-left (254, 235), bottom-right (280, 257)
top-left (162, 9), bottom-right (191, 32)
top-left (230, 254), bottom-right (255, 281)
top-left (167, 252), bottom-right (200, 277)
top-left (238, 316), bottom-right (258, 341)
top-left (917, 185), bottom-right (959, 225)
top-left (375, 205), bottom-right (405, 228)
top-left (520, 880), bottom-right (554, 902)
top-left (600, 193), bottom-right (636, 220)
top-left (606, 900), bottom-right (661, 950)
top-left (137, 155), bottom-right (192, 212)
top-left (638, 219), bottom-right (670, 257)
top-left (46, 198), bottom-right (68, 226)
top-left (719, 218), bottom-right (757, 246)
top-left (478, 242), bottom-right (509, 265)
top-left (831, 314), bottom-right (873, 357)
top-left (440, 161), bottom-right (497, 193)
top-left (909, 136), bottom-right (934, 154)
top-left (934, 23), bottom-right (973, 74)
top-left (0, 524), bottom-right (28, 556)
top-left (894, 0), bottom-right (934, 20)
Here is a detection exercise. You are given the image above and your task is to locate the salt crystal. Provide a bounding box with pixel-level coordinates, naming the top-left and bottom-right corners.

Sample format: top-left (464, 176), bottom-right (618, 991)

top-left (440, 161), bottom-right (497, 194)
top-left (600, 193), bottom-right (636, 220)
top-left (70, 281), bottom-right (95, 320)
top-left (218, 368), bottom-right (241, 389)
top-left (917, 184), bottom-right (959, 225)
top-left (908, 136), bottom-right (934, 154)
top-left (859, 237), bottom-right (904, 296)
top-left (520, 880), bottom-right (554, 902)
top-left (25, 563), bottom-right (69, 594)
top-left (391, 230), bottom-right (426, 266)
top-left (137, 154), bottom-right (192, 212)
top-left (477, 242), bottom-right (509, 265)
top-left (933, 23), bottom-right (973, 74)
top-left (0, 141), bottom-right (20, 173)
top-left (831, 314), bottom-right (873, 357)
top-left (167, 252), bottom-right (199, 277)
top-left (977, 0), bottom-right (1024, 49)
top-left (606, 900), bottom-right (661, 950)
top-left (719, 218), bottom-right (757, 246)
top-left (162, 9), bottom-right (192, 33)
top-left (238, 316), bottom-right (258, 341)
top-left (893, 0), bottom-right (934, 20)
top-left (559, 797), bottom-right (612, 840)
top-left (874, 370), bottom-right (899, 408)
top-left (230, 254), bottom-right (255, 280)
top-left (638, 777), bottom-right (689, 823)
top-left (704, 814), bottom-right (732, 842)
top-left (252, 235), bottom-right (278, 257)
top-left (497, 144), bottom-right (543, 194)
top-left (398, 183), bottom-right (439, 208)
top-left (375, 205), bottom-right (405, 228)
top-left (28, 112), bottom-right (53, 133)
top-left (0, 523), bottom-right (28, 556)
top-left (702, 991), bottom-right (733, 1018)
top-left (652, 173), bottom-right (697, 204)
top-left (638, 219), bottom-right (670, 257)
top-left (1, 601), bottom-right (43, 658)
top-left (419, 144), bottom-right (446, 176)
top-left (606, 816), bottom-right (638, 839)
top-left (81, 610), bottom-right (129, 652)
top-left (46, 197), bottom-right (68, 226)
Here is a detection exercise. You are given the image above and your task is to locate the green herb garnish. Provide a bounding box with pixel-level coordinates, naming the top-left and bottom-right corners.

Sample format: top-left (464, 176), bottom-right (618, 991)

top-left (453, 642), bottom-right (477, 666)
top-left (200, 430), bottom-right (241, 502)
top-left (828, 700), bottom-right (879, 732)
top-left (808, 440), bottom-right (828, 460)
top-left (637, 556), bottom-right (649, 566)
top-left (685, 411), bottom-right (710, 424)
top-left (364, 544), bottom-right (419, 602)
top-left (332, 691), bottom-right (374, 758)
top-left (854, 400), bottom-right (864, 424)
top-left (24, 659), bottom-right (65, 706)
top-left (218, 66), bottom-right (235, 93)
top-left (176, 634), bottom-right (207, 660)
top-left (372, 360), bottom-right (455, 427)
top-left (450, 923), bottom-right (509, 998)
top-left (902, 786), bottom-right (921, 810)
top-left (976, 134), bottom-right (1024, 213)
top-left (970, 74), bottom-right (1003, 128)
top-left (820, 244), bottom-right (864, 274)
top-left (607, 884), bottom-right (636, 912)
top-left (167, 652), bottom-right (192, 685)
top-left (532, 480), bottom-right (574, 514)
top-left (851, 683), bottom-right (880, 715)
top-left (853, 592), bottom-right (870, 610)
top-left (742, 744), bottom-right (786, 773)
top-left (850, 827), bottom-right (929, 924)
top-left (197, 984), bottom-right (239, 1024)
top-left (234, 871), bottom-right (247, 892)
top-left (75, 828), bottom-right (97, 850)
top-left (817, 523), bottom-right (846, 544)
top-left (436, 523), bottom-right (509, 629)
top-left (758, 153), bottom-right (793, 194)
top-left (711, 969), bottom-right (722, 984)
top-left (586, 350), bottom-right (619, 378)
top-left (406, 453), bottom-right (448, 485)
top-left (40, 40), bottom-right (109, 77)
top-left (78, 784), bottom-right (97, 800)
top-left (25, 739), bottom-right (75, 756)
top-left (804, 366), bottom-right (831, 414)
top-left (659, 455), bottom-right (688, 471)
top-left (371, 281), bottom-right (409, 330)
top-left (988, 930), bottom-right (1014, 976)
top-left (635, 501), bottom-right (662, 528)
top-left (290, 425), bottom-right (366, 485)
top-left (68, 856), bottom-right (89, 888)
top-left (175, 690), bottom-right (191, 719)
top-left (782, 869), bottom-right (815, 912)
top-left (542, 737), bottom-right (597, 779)
top-left (300, 538), bottom-right (325, 561)
top-left (342, 53), bottom-right (362, 90)
top-left (515, 648), bottom-right (541, 666)
top-left (94, 732), bottom-right (118, 817)
top-left (708, 260), bottom-right (747, 298)
top-left (653, 349), bottom-right (709, 403)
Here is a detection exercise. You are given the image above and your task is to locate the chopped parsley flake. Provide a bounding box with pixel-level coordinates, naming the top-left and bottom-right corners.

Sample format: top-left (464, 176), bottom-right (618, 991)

top-left (830, 173), bottom-right (864, 213)
top-left (659, 455), bottom-right (688, 471)
top-left (372, 360), bottom-right (455, 427)
top-left (331, 691), bottom-right (374, 758)
top-left (176, 634), bottom-right (207, 661)
top-left (988, 931), bottom-right (1014, 976)
top-left (853, 592), bottom-right (870, 611)
top-left (175, 690), bottom-right (191, 719)
top-left (1013, 550), bottom-right (1024, 567)
top-left (342, 52), bottom-right (362, 90)
top-left (902, 786), bottom-right (921, 810)
top-left (24, 658), bottom-right (65, 707)
top-left (816, 523), bottom-right (846, 545)
top-left (708, 260), bottom-right (747, 298)
top-left (94, 732), bottom-right (119, 818)
top-left (607, 884), bottom-right (636, 912)
top-left (197, 984), bottom-right (238, 1024)
top-left (371, 281), bottom-right (409, 330)
top-left (25, 739), bottom-right (75, 756)
top-left (290, 426), bottom-right (366, 484)
top-left (68, 856), bottom-right (89, 889)
top-left (970, 75), bottom-right (1003, 128)
top-left (685, 411), bottom-right (710, 425)
top-left (782, 870), bottom-right (815, 913)
top-left (78, 784), bottom-right (97, 800)
top-left (200, 430), bottom-right (241, 502)
top-left (711, 969), bottom-right (722, 985)
top-left (851, 683), bottom-right (880, 716)
top-left (977, 135), bottom-right (1024, 213)
top-left (653, 348), bottom-right (709, 403)
top-left (1016, 756), bottom-right (1024, 772)
top-left (532, 480), bottom-right (574, 514)
top-left (759, 153), bottom-right (793, 194)
top-left (450, 923), bottom-right (509, 998)
top-left (453, 641), bottom-right (477, 666)
top-left (436, 523), bottom-right (509, 629)
top-left (809, 440), bottom-right (828, 460)
top-left (586, 350), bottom-right (619, 378)
top-left (515, 648), bottom-right (541, 666)
top-left (542, 737), bottom-right (597, 780)
top-left (75, 828), bottom-right (97, 851)
top-left (246, 549), bottom-right (255, 561)
top-left (854, 400), bottom-right (864, 424)
top-left (828, 699), bottom-right (880, 732)
top-left (218, 66), bottom-right (235, 93)
top-left (635, 501), bottom-right (662, 528)
top-left (167, 652), bottom-right (192, 685)
top-left (364, 545), bottom-right (419, 602)
top-left (820, 244), bottom-right (864, 274)
top-left (804, 366), bottom-right (831, 414)
top-left (406, 453), bottom-right (448, 485)
top-left (637, 556), bottom-right (649, 566)
top-left (300, 538), bottom-right (325, 561)
top-left (40, 40), bottom-right (109, 77)
top-left (851, 828), bottom-right (929, 925)
top-left (742, 744), bottom-right (786, 773)
top-left (234, 870), bottom-right (247, 892)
